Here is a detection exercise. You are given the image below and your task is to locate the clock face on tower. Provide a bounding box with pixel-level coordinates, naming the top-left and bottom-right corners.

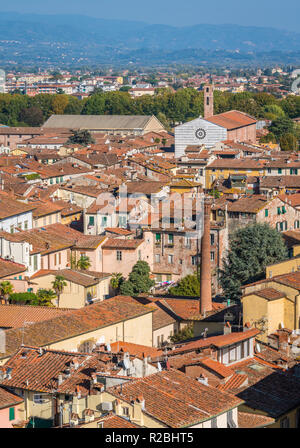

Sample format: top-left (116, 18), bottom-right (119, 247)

top-left (195, 128), bottom-right (206, 140)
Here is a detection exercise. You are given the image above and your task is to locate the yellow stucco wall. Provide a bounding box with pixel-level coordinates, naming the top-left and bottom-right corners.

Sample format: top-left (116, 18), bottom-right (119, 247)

top-left (266, 258), bottom-right (300, 278)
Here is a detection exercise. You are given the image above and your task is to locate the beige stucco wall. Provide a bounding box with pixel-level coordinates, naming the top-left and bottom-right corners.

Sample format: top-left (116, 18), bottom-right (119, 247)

top-left (266, 258), bottom-right (300, 279)
top-left (45, 312), bottom-right (153, 352)
top-left (31, 273), bottom-right (111, 308)
top-left (153, 323), bottom-right (175, 347)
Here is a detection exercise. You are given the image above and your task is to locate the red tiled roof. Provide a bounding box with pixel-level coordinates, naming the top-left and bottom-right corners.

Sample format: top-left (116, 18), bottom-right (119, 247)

top-left (238, 412), bottom-right (274, 428)
top-left (110, 342), bottom-right (163, 358)
top-left (30, 269), bottom-right (111, 287)
top-left (172, 329), bottom-right (260, 354)
top-left (0, 304), bottom-right (71, 329)
top-left (246, 288), bottom-right (286, 301)
top-left (102, 238), bottom-right (143, 250)
top-left (1, 296), bottom-right (153, 358)
top-left (105, 228), bottom-right (134, 236)
top-left (0, 386), bottom-right (23, 409)
top-left (207, 111), bottom-right (257, 130)
top-left (0, 346), bottom-right (90, 393)
top-left (217, 373), bottom-right (248, 391)
top-left (0, 258), bottom-right (27, 279)
top-left (199, 358), bottom-right (234, 378)
top-left (158, 298), bottom-right (225, 321)
top-left (95, 413), bottom-right (139, 428)
top-left (108, 369), bottom-right (243, 427)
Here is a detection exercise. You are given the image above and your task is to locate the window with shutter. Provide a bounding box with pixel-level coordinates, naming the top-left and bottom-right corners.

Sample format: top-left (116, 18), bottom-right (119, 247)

top-left (9, 407), bottom-right (15, 421)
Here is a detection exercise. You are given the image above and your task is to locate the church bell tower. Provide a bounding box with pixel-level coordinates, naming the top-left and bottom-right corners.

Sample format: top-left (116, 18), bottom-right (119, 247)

top-left (204, 84), bottom-right (214, 119)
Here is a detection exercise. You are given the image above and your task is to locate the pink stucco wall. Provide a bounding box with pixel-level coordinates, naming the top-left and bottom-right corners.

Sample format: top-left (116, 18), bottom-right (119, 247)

top-left (0, 404), bottom-right (22, 428)
top-left (102, 233), bottom-right (154, 278)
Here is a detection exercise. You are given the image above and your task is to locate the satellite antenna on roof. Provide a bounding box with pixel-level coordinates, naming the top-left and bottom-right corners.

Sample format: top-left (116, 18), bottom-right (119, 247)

top-left (21, 321), bottom-right (34, 346)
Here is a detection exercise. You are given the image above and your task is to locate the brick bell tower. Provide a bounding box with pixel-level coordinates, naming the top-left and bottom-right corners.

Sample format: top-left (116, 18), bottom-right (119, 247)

top-left (200, 200), bottom-right (213, 315)
top-left (204, 84), bottom-right (214, 119)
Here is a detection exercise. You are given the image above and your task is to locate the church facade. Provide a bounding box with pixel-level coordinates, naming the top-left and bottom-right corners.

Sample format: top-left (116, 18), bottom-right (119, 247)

top-left (175, 117), bottom-right (227, 157)
top-left (175, 85), bottom-right (257, 158)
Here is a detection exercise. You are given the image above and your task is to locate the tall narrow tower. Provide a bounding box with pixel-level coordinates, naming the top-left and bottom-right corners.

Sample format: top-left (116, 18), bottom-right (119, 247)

top-left (204, 84), bottom-right (214, 119)
top-left (200, 200), bottom-right (213, 315)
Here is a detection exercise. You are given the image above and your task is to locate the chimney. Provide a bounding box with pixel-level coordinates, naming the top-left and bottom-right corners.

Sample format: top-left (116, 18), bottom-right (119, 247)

top-left (204, 84), bottom-right (214, 119)
top-left (243, 322), bottom-right (251, 332)
top-left (200, 200), bottom-right (212, 314)
top-left (224, 321), bottom-right (232, 335)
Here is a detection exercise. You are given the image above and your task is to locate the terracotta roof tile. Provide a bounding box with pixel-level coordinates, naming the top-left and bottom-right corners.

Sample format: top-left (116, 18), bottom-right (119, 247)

top-left (0, 304), bottom-right (71, 329)
top-left (238, 411), bottom-right (274, 428)
top-left (207, 111), bottom-right (257, 130)
top-left (108, 369), bottom-right (243, 427)
top-left (110, 342), bottom-right (163, 358)
top-left (102, 238), bottom-right (143, 250)
top-left (0, 386), bottom-right (23, 409)
top-left (0, 258), bottom-right (26, 279)
top-left (1, 296), bottom-right (153, 358)
top-left (172, 329), bottom-right (260, 354)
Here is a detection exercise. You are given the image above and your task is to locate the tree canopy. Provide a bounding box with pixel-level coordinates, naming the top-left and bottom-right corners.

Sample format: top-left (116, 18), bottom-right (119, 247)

top-left (219, 223), bottom-right (288, 302)
top-left (169, 273), bottom-right (200, 297)
top-left (120, 261), bottom-right (155, 297)
top-left (67, 129), bottom-right (95, 145)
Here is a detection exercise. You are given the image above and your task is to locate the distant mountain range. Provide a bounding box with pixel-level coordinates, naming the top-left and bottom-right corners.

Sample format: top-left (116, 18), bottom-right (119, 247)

top-left (0, 12), bottom-right (300, 67)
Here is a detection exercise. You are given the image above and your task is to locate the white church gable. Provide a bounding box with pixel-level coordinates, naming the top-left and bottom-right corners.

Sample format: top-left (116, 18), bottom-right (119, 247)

top-left (175, 117), bottom-right (227, 158)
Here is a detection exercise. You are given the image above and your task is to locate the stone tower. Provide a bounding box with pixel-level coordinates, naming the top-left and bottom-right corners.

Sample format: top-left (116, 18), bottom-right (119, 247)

top-left (204, 84), bottom-right (214, 119)
top-left (200, 200), bottom-right (213, 315)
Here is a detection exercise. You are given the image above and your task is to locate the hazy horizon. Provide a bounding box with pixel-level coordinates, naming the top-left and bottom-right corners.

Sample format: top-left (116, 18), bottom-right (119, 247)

top-left (0, 0), bottom-right (299, 33)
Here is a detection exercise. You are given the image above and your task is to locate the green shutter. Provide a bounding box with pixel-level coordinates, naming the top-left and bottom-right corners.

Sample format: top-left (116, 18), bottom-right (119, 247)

top-left (265, 209), bottom-right (268, 217)
top-left (9, 407), bottom-right (15, 421)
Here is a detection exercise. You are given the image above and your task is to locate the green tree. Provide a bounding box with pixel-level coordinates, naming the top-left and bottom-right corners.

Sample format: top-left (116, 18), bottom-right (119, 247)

top-left (280, 133), bottom-right (299, 152)
top-left (76, 255), bottom-right (91, 271)
top-left (262, 104), bottom-right (285, 121)
top-left (169, 274), bottom-right (200, 297)
top-left (19, 106), bottom-right (44, 126)
top-left (110, 273), bottom-right (124, 294)
top-left (269, 116), bottom-right (296, 141)
top-left (52, 275), bottom-right (67, 307)
top-left (120, 261), bottom-right (154, 297)
top-left (259, 132), bottom-right (277, 144)
top-left (67, 129), bottom-right (95, 145)
top-left (9, 292), bottom-right (37, 305)
top-left (0, 281), bottom-right (14, 304)
top-left (220, 223), bottom-right (288, 302)
top-left (36, 289), bottom-right (56, 307)
top-left (119, 86), bottom-right (132, 92)
top-left (169, 324), bottom-right (194, 343)
top-left (82, 92), bottom-right (105, 114)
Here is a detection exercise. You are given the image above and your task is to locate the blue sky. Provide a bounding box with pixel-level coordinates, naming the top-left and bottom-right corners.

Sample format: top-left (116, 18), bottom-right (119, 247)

top-left (0, 0), bottom-right (299, 32)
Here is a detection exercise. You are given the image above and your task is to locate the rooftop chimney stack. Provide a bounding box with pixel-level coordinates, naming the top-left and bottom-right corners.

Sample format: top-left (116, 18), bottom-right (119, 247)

top-left (204, 84), bottom-right (214, 119)
top-left (200, 200), bottom-right (213, 315)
